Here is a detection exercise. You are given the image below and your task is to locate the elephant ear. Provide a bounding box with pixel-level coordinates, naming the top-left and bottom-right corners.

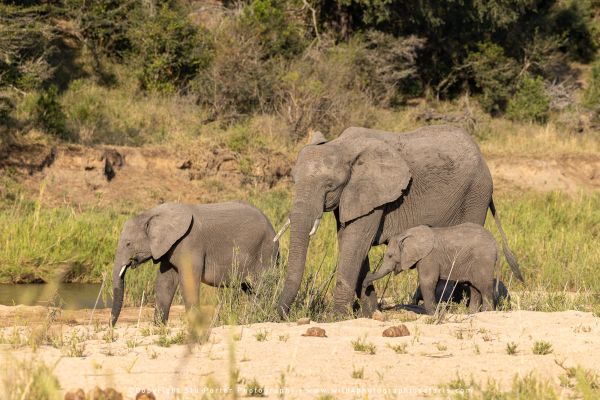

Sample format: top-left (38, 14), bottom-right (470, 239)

top-left (339, 139), bottom-right (411, 224)
top-left (145, 204), bottom-right (193, 260)
top-left (307, 130), bottom-right (327, 145)
top-left (400, 226), bottom-right (434, 270)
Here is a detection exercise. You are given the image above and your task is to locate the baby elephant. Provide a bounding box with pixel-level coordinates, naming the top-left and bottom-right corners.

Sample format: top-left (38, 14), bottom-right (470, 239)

top-left (364, 223), bottom-right (500, 314)
top-left (111, 201), bottom-right (278, 326)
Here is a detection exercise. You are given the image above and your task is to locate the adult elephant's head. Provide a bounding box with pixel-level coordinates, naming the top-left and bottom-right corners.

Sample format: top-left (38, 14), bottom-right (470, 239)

top-left (277, 130), bottom-right (411, 317)
top-left (110, 204), bottom-right (192, 326)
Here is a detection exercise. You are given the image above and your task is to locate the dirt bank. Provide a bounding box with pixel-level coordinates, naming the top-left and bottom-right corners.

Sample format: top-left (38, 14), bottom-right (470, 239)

top-left (1, 143), bottom-right (598, 210)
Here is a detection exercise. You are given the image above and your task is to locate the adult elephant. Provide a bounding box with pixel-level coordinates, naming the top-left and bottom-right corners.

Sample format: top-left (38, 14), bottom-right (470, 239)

top-left (277, 125), bottom-right (521, 318)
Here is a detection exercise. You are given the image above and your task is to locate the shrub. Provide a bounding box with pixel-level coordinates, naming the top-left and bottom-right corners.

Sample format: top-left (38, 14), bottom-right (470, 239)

top-left (532, 340), bottom-right (553, 355)
top-left (194, 17), bottom-right (275, 121)
top-left (240, 0), bottom-right (307, 59)
top-left (584, 61), bottom-right (600, 108)
top-left (34, 85), bottom-right (70, 139)
top-left (130, 5), bottom-right (213, 93)
top-left (466, 42), bottom-right (519, 115)
top-left (506, 75), bottom-right (550, 123)
top-left (274, 39), bottom-right (375, 139)
top-left (357, 31), bottom-right (425, 107)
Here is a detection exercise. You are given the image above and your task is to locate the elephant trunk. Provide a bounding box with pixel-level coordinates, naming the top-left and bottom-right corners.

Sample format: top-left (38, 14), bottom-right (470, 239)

top-left (110, 261), bottom-right (128, 327)
top-left (277, 199), bottom-right (321, 318)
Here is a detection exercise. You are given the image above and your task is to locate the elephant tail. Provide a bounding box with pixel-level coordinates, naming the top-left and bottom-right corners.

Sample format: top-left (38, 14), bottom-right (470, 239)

top-left (489, 198), bottom-right (524, 282)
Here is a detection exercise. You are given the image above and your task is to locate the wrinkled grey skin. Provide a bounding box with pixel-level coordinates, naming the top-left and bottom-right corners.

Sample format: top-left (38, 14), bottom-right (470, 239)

top-left (111, 201), bottom-right (278, 326)
top-left (411, 279), bottom-right (510, 309)
top-left (363, 224), bottom-right (508, 314)
top-left (278, 125), bottom-right (521, 318)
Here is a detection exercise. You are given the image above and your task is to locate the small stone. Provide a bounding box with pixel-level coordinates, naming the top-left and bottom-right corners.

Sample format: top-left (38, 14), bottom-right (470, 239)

top-left (64, 389), bottom-right (85, 400)
top-left (372, 310), bottom-right (387, 321)
top-left (103, 388), bottom-right (123, 400)
top-left (297, 317), bottom-right (310, 325)
top-left (302, 327), bottom-right (327, 337)
top-left (136, 390), bottom-right (157, 400)
top-left (382, 325), bottom-right (410, 337)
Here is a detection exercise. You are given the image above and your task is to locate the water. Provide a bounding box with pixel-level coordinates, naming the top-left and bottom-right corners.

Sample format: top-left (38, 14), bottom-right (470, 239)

top-left (0, 283), bottom-right (112, 309)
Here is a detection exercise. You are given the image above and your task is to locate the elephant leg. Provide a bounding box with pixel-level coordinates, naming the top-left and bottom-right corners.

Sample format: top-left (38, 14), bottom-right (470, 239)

top-left (333, 209), bottom-right (383, 317)
top-left (410, 285), bottom-right (423, 305)
top-left (419, 275), bottom-right (437, 315)
top-left (479, 280), bottom-right (495, 311)
top-left (179, 259), bottom-right (203, 312)
top-left (154, 262), bottom-right (179, 325)
top-left (356, 257), bottom-right (379, 317)
top-left (469, 287), bottom-right (482, 313)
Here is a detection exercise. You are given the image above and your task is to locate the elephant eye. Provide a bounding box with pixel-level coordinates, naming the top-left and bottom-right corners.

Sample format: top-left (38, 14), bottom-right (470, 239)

top-left (126, 242), bottom-right (131, 247)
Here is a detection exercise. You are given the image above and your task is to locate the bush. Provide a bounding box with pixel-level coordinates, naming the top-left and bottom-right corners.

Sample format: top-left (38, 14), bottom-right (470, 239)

top-left (34, 85), bottom-right (70, 139)
top-left (240, 0), bottom-right (307, 59)
top-left (274, 38), bottom-right (376, 139)
top-left (130, 5), bottom-right (213, 93)
top-left (466, 42), bottom-right (519, 115)
top-left (584, 61), bottom-right (600, 108)
top-left (357, 31), bottom-right (425, 107)
top-left (506, 75), bottom-right (551, 123)
top-left (194, 17), bottom-right (276, 121)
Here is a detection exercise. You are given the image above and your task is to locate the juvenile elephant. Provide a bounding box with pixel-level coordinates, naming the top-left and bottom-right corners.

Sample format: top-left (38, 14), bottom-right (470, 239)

top-left (410, 279), bottom-right (510, 309)
top-left (277, 125), bottom-right (522, 318)
top-left (110, 201), bottom-right (278, 326)
top-left (362, 223), bottom-right (500, 314)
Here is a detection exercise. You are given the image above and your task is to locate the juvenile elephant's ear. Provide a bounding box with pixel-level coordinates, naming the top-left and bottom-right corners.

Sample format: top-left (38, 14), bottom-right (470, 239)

top-left (146, 204), bottom-right (193, 260)
top-left (307, 130), bottom-right (327, 145)
top-left (339, 139), bottom-right (411, 224)
top-left (400, 226), bottom-right (434, 270)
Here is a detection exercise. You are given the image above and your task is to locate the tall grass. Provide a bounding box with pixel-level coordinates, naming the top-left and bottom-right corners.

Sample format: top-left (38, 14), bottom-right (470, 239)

top-left (1, 185), bottom-right (598, 316)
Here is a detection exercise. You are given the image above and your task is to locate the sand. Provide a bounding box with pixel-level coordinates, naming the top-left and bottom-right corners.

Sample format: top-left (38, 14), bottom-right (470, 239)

top-left (1, 306), bottom-right (599, 399)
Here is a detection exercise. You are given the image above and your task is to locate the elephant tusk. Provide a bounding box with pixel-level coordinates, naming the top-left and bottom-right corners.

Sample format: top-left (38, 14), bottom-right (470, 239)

top-left (273, 218), bottom-right (290, 242)
top-left (118, 264), bottom-right (128, 278)
top-left (308, 218), bottom-right (321, 236)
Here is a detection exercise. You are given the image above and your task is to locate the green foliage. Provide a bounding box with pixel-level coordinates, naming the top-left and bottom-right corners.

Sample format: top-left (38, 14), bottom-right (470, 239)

top-left (551, 0), bottom-right (598, 62)
top-left (241, 0), bottom-right (306, 58)
top-left (466, 43), bottom-right (519, 115)
top-left (76, 0), bottom-right (138, 62)
top-left (584, 61), bottom-right (600, 108)
top-left (532, 341), bottom-right (553, 355)
top-left (34, 85), bottom-right (69, 139)
top-left (130, 5), bottom-right (214, 93)
top-left (506, 76), bottom-right (550, 123)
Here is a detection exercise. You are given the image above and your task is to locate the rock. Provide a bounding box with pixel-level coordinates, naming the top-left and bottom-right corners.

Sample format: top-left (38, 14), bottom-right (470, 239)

top-left (382, 325), bottom-right (410, 337)
top-left (136, 390), bottom-right (157, 400)
top-left (302, 327), bottom-right (327, 337)
top-left (297, 317), bottom-right (310, 325)
top-left (87, 387), bottom-right (123, 400)
top-left (178, 160), bottom-right (192, 169)
top-left (101, 149), bottom-right (124, 182)
top-left (372, 310), bottom-right (387, 322)
top-left (64, 388), bottom-right (85, 400)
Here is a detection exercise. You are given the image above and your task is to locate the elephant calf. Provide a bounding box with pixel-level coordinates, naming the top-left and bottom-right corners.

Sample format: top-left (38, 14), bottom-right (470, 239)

top-left (110, 201), bottom-right (278, 326)
top-left (363, 223), bottom-right (499, 314)
top-left (410, 279), bottom-right (510, 309)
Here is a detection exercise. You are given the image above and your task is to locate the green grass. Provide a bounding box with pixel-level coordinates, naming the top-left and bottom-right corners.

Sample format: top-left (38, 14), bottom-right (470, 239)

top-left (1, 182), bottom-right (599, 316)
top-left (532, 341), bottom-right (553, 355)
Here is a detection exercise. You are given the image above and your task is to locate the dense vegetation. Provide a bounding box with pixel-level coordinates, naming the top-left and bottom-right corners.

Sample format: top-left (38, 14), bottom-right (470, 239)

top-left (2, 0), bottom-right (600, 146)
